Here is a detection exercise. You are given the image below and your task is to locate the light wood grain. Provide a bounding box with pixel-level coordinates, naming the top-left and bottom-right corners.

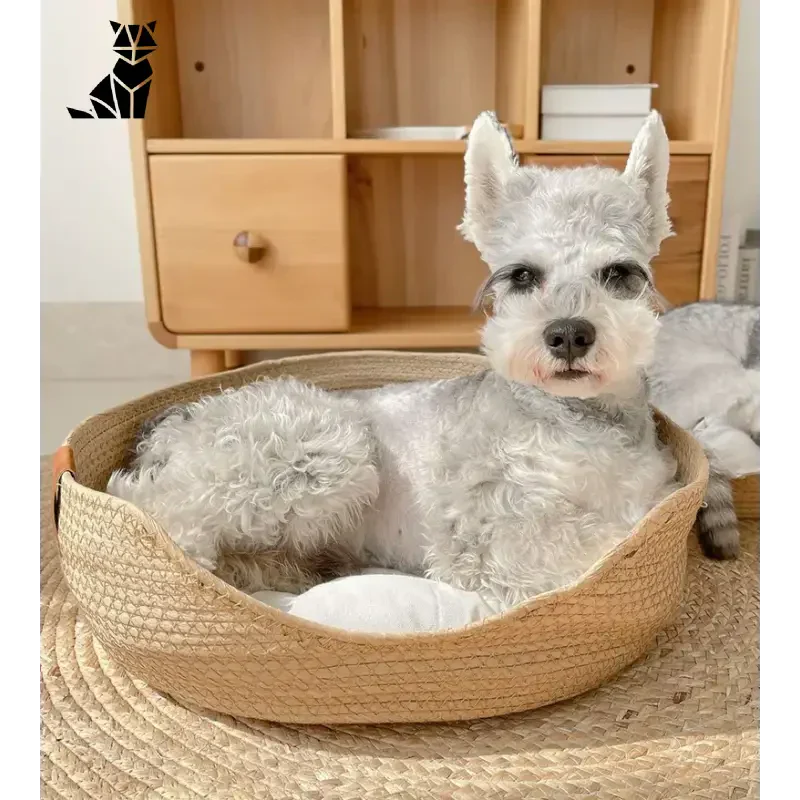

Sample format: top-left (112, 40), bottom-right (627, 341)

top-left (349, 157), bottom-right (487, 308)
top-left (119, 3), bottom-right (176, 345)
top-left (523, 0), bottom-right (542, 138)
top-left (146, 138), bottom-right (714, 155)
top-left (171, 0), bottom-right (332, 138)
top-left (652, 0), bottom-right (732, 141)
top-left (495, 0), bottom-right (536, 134)
top-left (652, 1), bottom-right (739, 297)
top-left (524, 155), bottom-right (710, 306)
top-left (530, 140), bottom-right (712, 155)
top-left (131, 0), bottom-right (183, 138)
top-left (329, 0), bottom-right (348, 138)
top-left (191, 350), bottom-right (226, 378)
top-left (343, 0), bottom-right (499, 132)
top-left (224, 350), bottom-right (246, 369)
top-left (150, 155), bottom-right (350, 333)
top-left (177, 307), bottom-right (483, 351)
top-left (541, 0), bottom-right (655, 85)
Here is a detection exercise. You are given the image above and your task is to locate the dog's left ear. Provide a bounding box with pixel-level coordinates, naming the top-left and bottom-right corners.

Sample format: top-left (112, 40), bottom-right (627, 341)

top-left (459, 111), bottom-right (519, 256)
top-left (624, 110), bottom-right (672, 253)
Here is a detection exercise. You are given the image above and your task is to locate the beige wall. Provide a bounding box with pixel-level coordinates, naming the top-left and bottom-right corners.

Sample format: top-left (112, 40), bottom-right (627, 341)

top-left (722, 0), bottom-right (760, 231)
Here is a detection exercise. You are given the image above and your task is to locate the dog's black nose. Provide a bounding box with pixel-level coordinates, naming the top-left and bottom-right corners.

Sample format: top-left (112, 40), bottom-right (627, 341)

top-left (543, 318), bottom-right (596, 361)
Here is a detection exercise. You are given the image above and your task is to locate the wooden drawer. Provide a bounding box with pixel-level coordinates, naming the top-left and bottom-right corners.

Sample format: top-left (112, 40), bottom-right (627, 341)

top-left (525, 156), bottom-right (710, 306)
top-left (149, 155), bottom-right (349, 334)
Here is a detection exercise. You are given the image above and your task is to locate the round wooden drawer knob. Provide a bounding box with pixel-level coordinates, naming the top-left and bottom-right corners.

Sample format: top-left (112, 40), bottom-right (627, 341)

top-left (233, 231), bottom-right (268, 264)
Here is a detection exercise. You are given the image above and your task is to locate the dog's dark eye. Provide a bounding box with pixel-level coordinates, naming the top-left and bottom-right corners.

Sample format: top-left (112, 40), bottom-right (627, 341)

top-left (597, 261), bottom-right (649, 297)
top-left (473, 263), bottom-right (544, 309)
top-left (508, 265), bottom-right (542, 289)
top-left (602, 263), bottom-right (633, 281)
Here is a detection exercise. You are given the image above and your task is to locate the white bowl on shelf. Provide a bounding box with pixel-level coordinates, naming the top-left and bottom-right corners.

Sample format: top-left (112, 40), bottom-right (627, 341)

top-left (353, 122), bottom-right (524, 141)
top-left (353, 126), bottom-right (470, 140)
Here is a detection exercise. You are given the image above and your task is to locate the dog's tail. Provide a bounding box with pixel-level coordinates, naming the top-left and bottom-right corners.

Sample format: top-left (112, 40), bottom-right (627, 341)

top-left (696, 462), bottom-right (740, 560)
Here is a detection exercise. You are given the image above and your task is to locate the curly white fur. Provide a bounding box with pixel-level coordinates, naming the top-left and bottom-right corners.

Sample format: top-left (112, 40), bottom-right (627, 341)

top-left (648, 301), bottom-right (760, 558)
top-left (109, 111), bottom-right (680, 607)
top-left (109, 380), bottom-right (379, 571)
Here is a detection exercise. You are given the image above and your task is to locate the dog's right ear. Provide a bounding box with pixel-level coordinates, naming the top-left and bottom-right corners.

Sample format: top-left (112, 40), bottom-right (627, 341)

top-left (624, 110), bottom-right (672, 255)
top-left (459, 111), bottom-right (518, 254)
top-left (110, 21), bottom-right (122, 33)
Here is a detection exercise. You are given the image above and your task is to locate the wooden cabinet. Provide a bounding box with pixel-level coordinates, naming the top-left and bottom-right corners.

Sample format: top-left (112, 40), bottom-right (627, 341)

top-left (121, 0), bottom-right (739, 377)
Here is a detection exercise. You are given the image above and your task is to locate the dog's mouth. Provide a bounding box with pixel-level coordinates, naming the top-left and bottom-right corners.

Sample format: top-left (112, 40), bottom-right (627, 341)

top-left (551, 368), bottom-right (591, 381)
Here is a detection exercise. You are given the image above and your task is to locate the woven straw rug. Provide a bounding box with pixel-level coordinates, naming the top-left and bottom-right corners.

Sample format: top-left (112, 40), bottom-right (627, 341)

top-left (40, 458), bottom-right (759, 799)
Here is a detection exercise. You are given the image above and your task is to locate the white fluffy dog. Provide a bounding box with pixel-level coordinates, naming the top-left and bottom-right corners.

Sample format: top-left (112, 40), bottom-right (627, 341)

top-left (109, 111), bottom-right (679, 608)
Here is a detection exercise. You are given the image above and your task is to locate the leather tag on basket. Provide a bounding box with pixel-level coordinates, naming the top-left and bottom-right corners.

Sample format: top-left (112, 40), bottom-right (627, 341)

top-left (52, 445), bottom-right (76, 532)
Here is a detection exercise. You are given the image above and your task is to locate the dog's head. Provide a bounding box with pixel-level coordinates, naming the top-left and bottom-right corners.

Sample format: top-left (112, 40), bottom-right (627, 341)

top-left (110, 20), bottom-right (157, 65)
top-left (460, 111), bottom-right (671, 399)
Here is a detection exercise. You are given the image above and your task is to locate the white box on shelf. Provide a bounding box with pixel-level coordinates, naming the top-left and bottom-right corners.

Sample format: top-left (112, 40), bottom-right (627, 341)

top-left (540, 115), bottom-right (649, 142)
top-left (541, 84), bottom-right (657, 116)
top-left (716, 217), bottom-right (743, 302)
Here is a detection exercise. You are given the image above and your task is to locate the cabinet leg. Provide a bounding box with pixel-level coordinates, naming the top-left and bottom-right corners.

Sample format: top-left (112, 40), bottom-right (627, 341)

top-left (224, 350), bottom-right (246, 370)
top-left (191, 350), bottom-right (226, 379)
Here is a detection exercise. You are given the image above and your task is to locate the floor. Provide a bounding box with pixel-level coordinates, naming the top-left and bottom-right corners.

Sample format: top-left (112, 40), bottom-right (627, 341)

top-left (40, 302), bottom-right (191, 455)
top-left (41, 378), bottom-right (182, 454)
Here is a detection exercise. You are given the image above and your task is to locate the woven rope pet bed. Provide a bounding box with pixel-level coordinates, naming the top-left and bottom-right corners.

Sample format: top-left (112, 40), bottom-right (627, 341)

top-left (42, 461), bottom-right (760, 800)
top-left (52, 352), bottom-right (708, 726)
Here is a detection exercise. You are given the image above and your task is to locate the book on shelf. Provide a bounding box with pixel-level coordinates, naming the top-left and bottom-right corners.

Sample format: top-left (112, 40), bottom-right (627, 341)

top-left (716, 217), bottom-right (743, 302)
top-left (736, 228), bottom-right (760, 304)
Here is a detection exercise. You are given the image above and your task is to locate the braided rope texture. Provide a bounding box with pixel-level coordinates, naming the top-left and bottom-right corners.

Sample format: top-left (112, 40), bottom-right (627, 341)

top-left (53, 353), bottom-right (711, 727)
top-left (41, 463), bottom-right (760, 799)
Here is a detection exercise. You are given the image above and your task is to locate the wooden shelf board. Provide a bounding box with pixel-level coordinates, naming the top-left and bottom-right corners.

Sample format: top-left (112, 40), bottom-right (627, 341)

top-left (147, 138), bottom-right (712, 156)
top-left (171, 308), bottom-right (483, 351)
top-left (534, 140), bottom-right (712, 155)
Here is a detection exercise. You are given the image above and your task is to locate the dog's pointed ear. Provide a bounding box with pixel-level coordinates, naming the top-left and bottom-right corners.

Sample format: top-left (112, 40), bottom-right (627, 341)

top-left (110, 21), bottom-right (122, 33)
top-left (624, 110), bottom-right (672, 252)
top-left (459, 111), bottom-right (518, 254)
top-left (146, 20), bottom-right (157, 32)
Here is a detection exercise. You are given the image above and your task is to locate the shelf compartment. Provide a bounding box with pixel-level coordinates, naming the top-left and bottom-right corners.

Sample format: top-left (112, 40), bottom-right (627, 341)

top-left (134, 0), bottom-right (333, 139)
top-left (542, 0), bottom-right (657, 86)
top-left (343, 0), bottom-right (534, 136)
top-left (540, 0), bottom-right (734, 143)
top-left (651, 0), bottom-right (736, 141)
top-left (348, 156), bottom-right (487, 310)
